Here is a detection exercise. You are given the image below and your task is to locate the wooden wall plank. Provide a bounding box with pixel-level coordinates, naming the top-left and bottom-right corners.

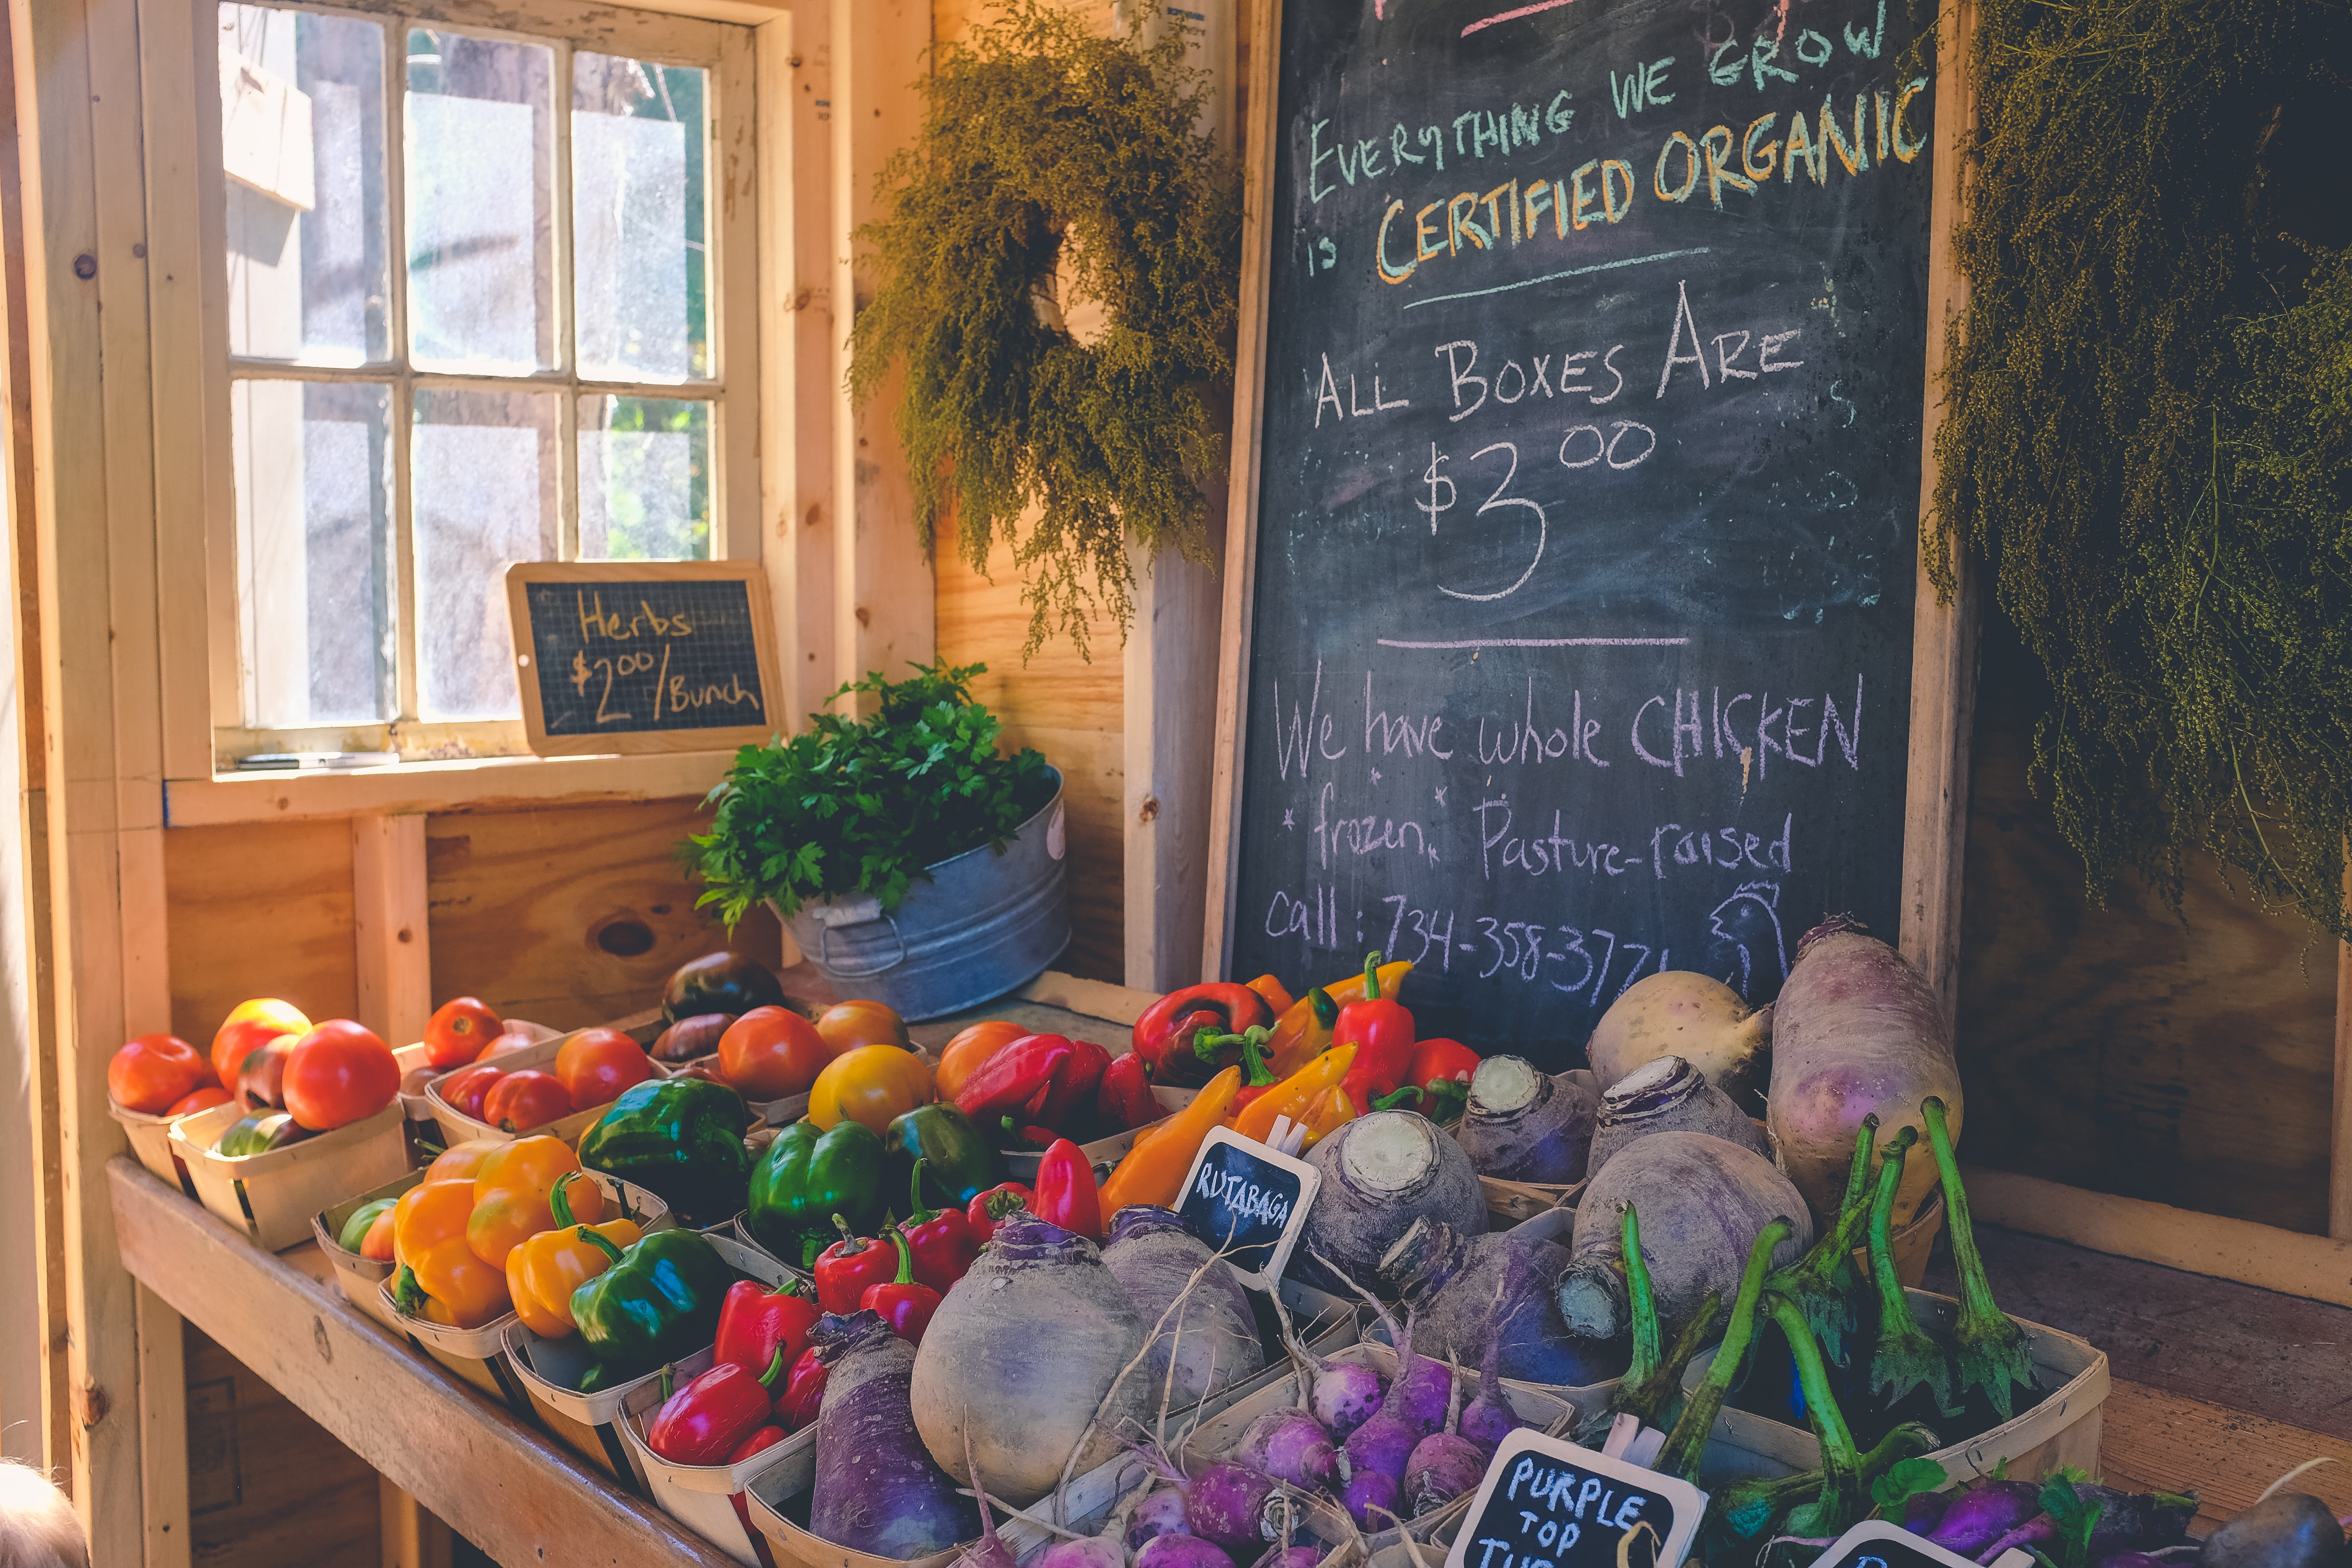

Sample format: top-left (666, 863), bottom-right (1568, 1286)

top-left (181, 1324), bottom-right (380, 1568)
top-left (165, 820), bottom-right (359, 1042)
top-left (351, 816), bottom-right (432, 1048)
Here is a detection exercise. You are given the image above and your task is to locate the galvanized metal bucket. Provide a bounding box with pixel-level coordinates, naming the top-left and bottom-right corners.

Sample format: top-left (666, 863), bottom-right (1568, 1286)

top-left (776, 768), bottom-right (1071, 1021)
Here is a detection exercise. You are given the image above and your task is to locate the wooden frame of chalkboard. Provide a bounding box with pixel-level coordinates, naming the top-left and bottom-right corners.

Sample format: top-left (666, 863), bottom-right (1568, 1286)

top-left (1201, 0), bottom-right (1981, 1044)
top-left (502, 561), bottom-right (788, 758)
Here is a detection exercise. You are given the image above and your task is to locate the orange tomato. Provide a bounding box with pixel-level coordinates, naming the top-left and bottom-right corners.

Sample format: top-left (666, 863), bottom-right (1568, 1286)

top-left (422, 997), bottom-right (504, 1069)
top-left (809, 1044), bottom-right (933, 1135)
top-left (475, 1031), bottom-right (539, 1063)
top-left (482, 1070), bottom-right (572, 1132)
top-left (425, 1140), bottom-right (500, 1183)
top-left (553, 1027), bottom-right (653, 1111)
top-left (165, 1086), bottom-right (234, 1117)
top-left (934, 1019), bottom-right (1029, 1102)
top-left (210, 998), bottom-right (309, 1087)
top-left (718, 1007), bottom-right (831, 1100)
top-left (282, 1019), bottom-right (401, 1131)
top-left (816, 999), bottom-right (910, 1057)
top-left (108, 1034), bottom-right (214, 1114)
top-left (359, 1209), bottom-right (396, 1262)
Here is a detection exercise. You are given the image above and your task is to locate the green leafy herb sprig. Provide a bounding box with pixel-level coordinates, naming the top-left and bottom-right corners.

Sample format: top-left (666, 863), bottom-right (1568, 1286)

top-left (682, 662), bottom-right (1052, 927)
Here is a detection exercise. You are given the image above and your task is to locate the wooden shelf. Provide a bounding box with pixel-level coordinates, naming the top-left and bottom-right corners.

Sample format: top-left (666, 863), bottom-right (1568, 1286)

top-left (108, 1158), bottom-right (735, 1568)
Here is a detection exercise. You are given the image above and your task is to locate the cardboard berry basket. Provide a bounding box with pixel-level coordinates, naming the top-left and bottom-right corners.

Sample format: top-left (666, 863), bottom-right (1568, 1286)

top-left (508, 1227), bottom-right (799, 1489)
top-left (169, 1098), bottom-right (411, 1251)
top-left (394, 1019), bottom-right (562, 1128)
top-left (108, 1097), bottom-right (202, 1197)
top-left (309, 1169), bottom-right (427, 1333)
top-left (621, 1343), bottom-right (814, 1567)
top-left (423, 1020), bottom-right (670, 1149)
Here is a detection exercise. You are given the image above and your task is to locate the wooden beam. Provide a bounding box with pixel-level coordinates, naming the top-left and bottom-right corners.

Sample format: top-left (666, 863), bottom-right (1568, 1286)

top-left (2332, 860), bottom-right (2351, 1239)
top-left (1124, 544), bottom-right (1220, 992)
top-left (351, 816), bottom-right (432, 1048)
top-left (163, 750), bottom-right (733, 828)
top-left (110, 1160), bottom-right (738, 1568)
top-left (135, 1285), bottom-right (188, 1568)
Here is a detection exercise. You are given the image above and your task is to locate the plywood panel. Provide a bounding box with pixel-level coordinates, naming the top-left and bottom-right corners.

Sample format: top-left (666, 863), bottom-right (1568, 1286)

top-left (1956, 618), bottom-right (2337, 1234)
top-left (165, 820), bottom-right (358, 1043)
top-left (427, 799), bottom-right (784, 1029)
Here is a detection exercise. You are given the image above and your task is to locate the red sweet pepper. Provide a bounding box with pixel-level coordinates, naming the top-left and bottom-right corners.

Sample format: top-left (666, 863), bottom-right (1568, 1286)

top-left (713, 1276), bottom-right (821, 1379)
top-left (1335, 952), bottom-right (1416, 1107)
top-left (1131, 983), bottom-right (1273, 1086)
top-left (1096, 1051), bottom-right (1159, 1132)
top-left (1037, 1036), bottom-right (1112, 1130)
top-left (1221, 1029), bottom-right (1282, 1119)
top-left (1031, 1138), bottom-right (1103, 1241)
top-left (966, 1182), bottom-right (1032, 1244)
top-left (901, 1160), bottom-right (978, 1292)
top-left (777, 1346), bottom-right (827, 1430)
top-left (646, 1349), bottom-right (786, 1465)
top-left (812, 1215), bottom-right (899, 1314)
top-left (860, 1229), bottom-right (942, 1345)
top-left (1381, 1038), bottom-right (1482, 1120)
top-left (728, 1425), bottom-right (790, 1565)
top-left (954, 1034), bottom-right (1075, 1125)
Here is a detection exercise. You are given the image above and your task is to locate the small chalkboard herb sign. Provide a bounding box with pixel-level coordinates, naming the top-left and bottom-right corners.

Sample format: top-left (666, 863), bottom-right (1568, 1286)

top-left (503, 562), bottom-right (785, 757)
top-left (1813, 1519), bottom-right (1998, 1568)
top-left (1444, 1431), bottom-right (1707, 1568)
top-left (1176, 1127), bottom-right (1321, 1290)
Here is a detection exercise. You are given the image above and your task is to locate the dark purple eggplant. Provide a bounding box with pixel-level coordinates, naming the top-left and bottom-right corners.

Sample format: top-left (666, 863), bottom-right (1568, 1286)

top-left (1923, 1480), bottom-right (2044, 1556)
top-left (2198, 1493), bottom-right (2341, 1568)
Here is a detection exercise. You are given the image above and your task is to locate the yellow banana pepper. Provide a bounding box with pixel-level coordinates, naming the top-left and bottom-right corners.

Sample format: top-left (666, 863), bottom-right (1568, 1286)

top-left (505, 1172), bottom-right (642, 1338)
top-left (1100, 1066), bottom-right (1243, 1212)
top-left (1231, 1043), bottom-right (1358, 1145)
top-left (1264, 960), bottom-right (1411, 1076)
top-left (1295, 1084), bottom-right (1357, 1148)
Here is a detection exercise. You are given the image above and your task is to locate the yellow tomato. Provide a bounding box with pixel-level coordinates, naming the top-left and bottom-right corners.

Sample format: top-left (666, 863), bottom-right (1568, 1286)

top-left (809, 1044), bottom-right (933, 1135)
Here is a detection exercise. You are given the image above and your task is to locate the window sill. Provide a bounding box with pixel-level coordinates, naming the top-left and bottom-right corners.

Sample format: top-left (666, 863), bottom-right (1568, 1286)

top-left (163, 750), bottom-right (733, 827)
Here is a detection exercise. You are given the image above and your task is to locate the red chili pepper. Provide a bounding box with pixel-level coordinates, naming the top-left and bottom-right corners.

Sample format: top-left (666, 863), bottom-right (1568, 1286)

top-left (713, 1275), bottom-right (821, 1379)
top-left (900, 1160), bottom-right (979, 1292)
top-left (1037, 1036), bottom-right (1112, 1131)
top-left (1031, 1138), bottom-right (1102, 1242)
top-left (646, 1349), bottom-right (786, 1466)
top-left (965, 1182), bottom-right (1033, 1244)
top-left (1220, 1029), bottom-right (1282, 1119)
top-left (1336, 951), bottom-right (1417, 1107)
top-left (777, 1346), bottom-right (827, 1430)
top-left (1096, 1051), bottom-right (1159, 1132)
top-left (811, 1214), bottom-right (899, 1315)
top-left (1130, 984), bottom-right (1273, 1085)
top-left (727, 1425), bottom-right (790, 1565)
top-left (859, 1228), bottom-right (942, 1345)
top-left (1380, 1038), bottom-right (1481, 1120)
top-left (954, 1034), bottom-right (1076, 1125)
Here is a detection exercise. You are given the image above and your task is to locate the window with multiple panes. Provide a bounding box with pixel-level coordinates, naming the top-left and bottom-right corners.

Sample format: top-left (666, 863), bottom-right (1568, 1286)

top-left (217, 1), bottom-right (740, 752)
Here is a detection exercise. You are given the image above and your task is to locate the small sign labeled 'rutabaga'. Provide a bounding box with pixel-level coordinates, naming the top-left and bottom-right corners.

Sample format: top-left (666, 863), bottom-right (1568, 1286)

top-left (1175, 1127), bottom-right (1318, 1291)
top-left (1444, 1431), bottom-right (1707, 1568)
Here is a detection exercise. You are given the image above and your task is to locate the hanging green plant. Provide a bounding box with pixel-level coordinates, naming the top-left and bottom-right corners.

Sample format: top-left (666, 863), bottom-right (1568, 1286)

top-left (848, 0), bottom-right (1241, 658)
top-left (1929, 0), bottom-right (2352, 937)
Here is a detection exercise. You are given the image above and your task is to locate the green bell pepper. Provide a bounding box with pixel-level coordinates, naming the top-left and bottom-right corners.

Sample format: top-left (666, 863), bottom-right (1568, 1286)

top-left (575, 1077), bottom-right (749, 1225)
top-left (883, 1103), bottom-right (1004, 1208)
top-left (568, 1226), bottom-right (733, 1382)
top-left (747, 1117), bottom-right (885, 1269)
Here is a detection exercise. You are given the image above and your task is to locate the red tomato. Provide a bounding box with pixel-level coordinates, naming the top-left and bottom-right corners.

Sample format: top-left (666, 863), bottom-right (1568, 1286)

top-left (422, 997), bottom-right (504, 1069)
top-left (108, 1034), bottom-right (213, 1114)
top-left (210, 998), bottom-right (309, 1087)
top-left (815, 1000), bottom-right (910, 1057)
top-left (719, 1007), bottom-right (832, 1100)
top-left (359, 1209), bottom-right (396, 1262)
top-left (436, 1064), bottom-right (504, 1123)
top-left (482, 1070), bottom-right (573, 1132)
top-left (475, 1030), bottom-right (539, 1063)
top-left (166, 1086), bottom-right (234, 1117)
top-left (553, 1027), bottom-right (652, 1110)
top-left (282, 1019), bottom-right (401, 1131)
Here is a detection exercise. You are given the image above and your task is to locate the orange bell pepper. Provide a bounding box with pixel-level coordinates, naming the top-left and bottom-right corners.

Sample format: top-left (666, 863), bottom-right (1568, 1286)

top-left (934, 1020), bottom-right (1028, 1102)
top-left (1100, 1066), bottom-right (1243, 1213)
top-left (505, 1171), bottom-right (643, 1338)
top-left (810, 1044), bottom-right (933, 1136)
top-left (468, 1135), bottom-right (604, 1267)
top-left (392, 1178), bottom-right (512, 1328)
top-left (1244, 974), bottom-right (1296, 1013)
top-left (424, 1141), bottom-right (499, 1183)
top-left (1264, 960), bottom-right (1411, 1077)
top-left (1231, 1043), bottom-right (1357, 1145)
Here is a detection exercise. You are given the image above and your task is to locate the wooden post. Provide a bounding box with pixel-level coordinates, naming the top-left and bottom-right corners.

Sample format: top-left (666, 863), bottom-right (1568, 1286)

top-left (1124, 544), bottom-right (1221, 992)
top-left (829, 0), bottom-right (933, 714)
top-left (352, 816), bottom-right (433, 1049)
top-left (2331, 860), bottom-right (2351, 1239)
top-left (135, 1286), bottom-right (188, 1568)
top-left (379, 1477), bottom-right (455, 1568)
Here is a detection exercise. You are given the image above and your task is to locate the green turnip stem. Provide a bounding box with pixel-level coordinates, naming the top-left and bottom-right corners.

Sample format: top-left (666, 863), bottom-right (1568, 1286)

top-left (1657, 1217), bottom-right (1789, 1482)
top-left (1615, 1291), bottom-right (1722, 1431)
top-left (1765, 1292), bottom-right (1862, 1535)
top-left (1620, 1203), bottom-right (1662, 1388)
top-left (1866, 1128), bottom-right (1954, 1413)
top-left (1838, 1115), bottom-right (1879, 1225)
top-left (1920, 1096), bottom-right (2033, 1418)
top-left (1767, 1115), bottom-right (1879, 1363)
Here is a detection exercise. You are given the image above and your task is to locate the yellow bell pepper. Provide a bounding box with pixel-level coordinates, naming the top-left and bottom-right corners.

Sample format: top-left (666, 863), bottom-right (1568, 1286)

top-left (1264, 960), bottom-right (1412, 1077)
top-left (1100, 1066), bottom-right (1243, 1212)
top-left (1295, 1083), bottom-right (1357, 1148)
top-left (424, 1141), bottom-right (499, 1183)
top-left (504, 1171), bottom-right (642, 1338)
top-left (468, 1135), bottom-right (602, 1268)
top-left (810, 1043), bottom-right (934, 1136)
top-left (392, 1179), bottom-right (512, 1328)
top-left (1231, 1043), bottom-right (1357, 1145)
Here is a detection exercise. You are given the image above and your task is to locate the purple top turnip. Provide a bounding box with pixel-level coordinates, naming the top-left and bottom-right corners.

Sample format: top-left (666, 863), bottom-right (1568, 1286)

top-left (1458, 1285), bottom-right (1531, 1451)
top-left (1379, 1215), bottom-right (1621, 1386)
top-left (1298, 1112), bottom-right (1486, 1296)
top-left (1589, 970), bottom-right (1773, 1107)
top-left (1455, 1056), bottom-right (1597, 1184)
top-left (1127, 1487), bottom-right (1194, 1550)
top-left (810, 1311), bottom-right (980, 1560)
top-left (1138, 1536), bottom-right (1239, 1568)
top-left (1343, 1321), bottom-right (1451, 1483)
top-left (1586, 1054), bottom-right (1772, 1175)
top-left (1180, 1461), bottom-right (1297, 1553)
top-left (1102, 1206), bottom-right (1266, 1409)
top-left (1236, 1408), bottom-right (1339, 1492)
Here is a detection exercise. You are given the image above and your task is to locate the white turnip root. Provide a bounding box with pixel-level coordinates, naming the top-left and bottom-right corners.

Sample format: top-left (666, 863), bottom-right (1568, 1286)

top-left (1298, 1112), bottom-right (1485, 1296)
top-left (1454, 1057), bottom-right (1596, 1184)
top-left (911, 1213), bottom-right (1152, 1506)
top-left (1586, 1055), bottom-right (1770, 1175)
top-left (1589, 971), bottom-right (1773, 1107)
top-left (1378, 1216), bottom-right (1623, 1385)
top-left (811, 1311), bottom-right (980, 1558)
top-left (1102, 1206), bottom-right (1265, 1409)
top-left (1557, 1131), bottom-right (1811, 1344)
top-left (1765, 917), bottom-right (1961, 1227)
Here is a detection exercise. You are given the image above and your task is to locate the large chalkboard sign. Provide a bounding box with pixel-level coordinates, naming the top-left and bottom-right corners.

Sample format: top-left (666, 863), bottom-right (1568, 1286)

top-left (1444, 1431), bottom-right (1707, 1568)
top-left (1212, 0), bottom-right (1942, 1062)
top-left (504, 562), bottom-right (785, 756)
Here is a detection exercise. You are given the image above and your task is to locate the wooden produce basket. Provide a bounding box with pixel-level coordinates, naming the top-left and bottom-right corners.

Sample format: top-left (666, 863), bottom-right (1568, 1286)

top-left (745, 1439), bottom-right (973, 1568)
top-left (169, 1099), bottom-right (411, 1251)
top-left (998, 1081), bottom-right (1194, 1182)
top-left (310, 1169), bottom-right (427, 1333)
top-left (619, 1344), bottom-right (813, 1566)
top-left (109, 1097), bottom-right (199, 1197)
top-left (423, 1022), bottom-right (670, 1148)
top-left (394, 1019), bottom-right (561, 1127)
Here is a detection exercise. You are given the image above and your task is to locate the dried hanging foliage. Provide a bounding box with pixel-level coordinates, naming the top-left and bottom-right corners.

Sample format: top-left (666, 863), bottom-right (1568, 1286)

top-left (848, 2), bottom-right (1242, 658)
top-left (1929, 0), bottom-right (2352, 936)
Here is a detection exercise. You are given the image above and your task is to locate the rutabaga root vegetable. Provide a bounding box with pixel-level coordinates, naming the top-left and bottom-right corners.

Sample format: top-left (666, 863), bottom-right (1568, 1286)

top-left (1137, 1536), bottom-right (1239, 1568)
top-left (1299, 1112), bottom-right (1485, 1296)
top-left (1559, 1132), bottom-right (1811, 1344)
top-left (1589, 971), bottom-right (1774, 1107)
top-left (1379, 1215), bottom-right (1622, 1385)
top-left (1102, 1205), bottom-right (1266, 1409)
top-left (1236, 1409), bottom-right (1339, 1492)
top-left (1586, 1055), bottom-right (1772, 1175)
top-left (2197, 1494), bottom-right (2343, 1568)
top-left (1342, 1470), bottom-right (1401, 1530)
top-left (1765, 917), bottom-right (1961, 1229)
top-left (1454, 1057), bottom-right (1597, 1184)
top-left (910, 1213), bottom-right (1152, 1506)
top-left (810, 1311), bottom-right (980, 1559)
